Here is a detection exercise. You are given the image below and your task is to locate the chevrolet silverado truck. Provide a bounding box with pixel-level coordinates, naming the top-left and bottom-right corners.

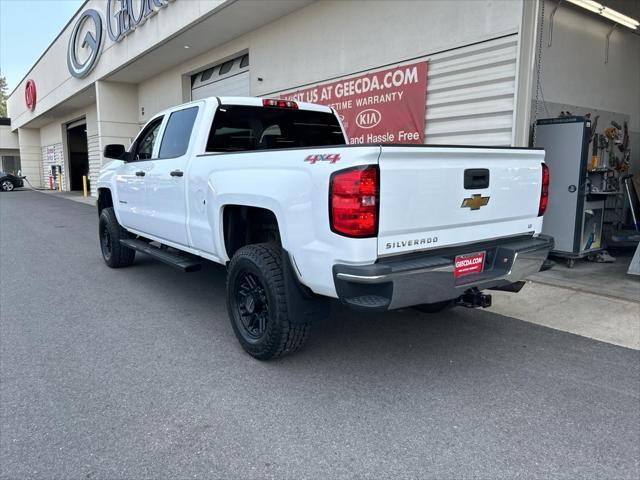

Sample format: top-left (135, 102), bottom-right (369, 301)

top-left (97, 96), bottom-right (553, 360)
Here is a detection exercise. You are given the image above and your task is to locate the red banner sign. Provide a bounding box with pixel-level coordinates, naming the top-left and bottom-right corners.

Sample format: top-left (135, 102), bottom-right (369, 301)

top-left (281, 62), bottom-right (427, 144)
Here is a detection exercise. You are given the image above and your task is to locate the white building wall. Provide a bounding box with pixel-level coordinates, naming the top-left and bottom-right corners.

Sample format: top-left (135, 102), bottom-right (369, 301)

top-left (250, 0), bottom-right (522, 96)
top-left (0, 125), bottom-right (19, 150)
top-left (17, 128), bottom-right (42, 188)
top-left (137, 0), bottom-right (523, 123)
top-left (95, 81), bottom-right (140, 195)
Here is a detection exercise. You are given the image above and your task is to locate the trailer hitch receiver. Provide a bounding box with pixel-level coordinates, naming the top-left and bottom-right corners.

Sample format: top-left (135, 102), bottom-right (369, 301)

top-left (456, 288), bottom-right (492, 308)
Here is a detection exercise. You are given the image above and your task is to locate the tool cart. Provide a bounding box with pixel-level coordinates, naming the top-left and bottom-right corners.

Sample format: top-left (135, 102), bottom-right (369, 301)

top-left (535, 117), bottom-right (603, 267)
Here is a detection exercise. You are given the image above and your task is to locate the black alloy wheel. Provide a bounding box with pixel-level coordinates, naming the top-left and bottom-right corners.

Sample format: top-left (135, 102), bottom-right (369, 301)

top-left (234, 272), bottom-right (269, 340)
top-left (100, 220), bottom-right (113, 262)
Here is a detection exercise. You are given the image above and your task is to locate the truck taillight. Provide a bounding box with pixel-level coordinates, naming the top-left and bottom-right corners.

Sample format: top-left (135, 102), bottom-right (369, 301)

top-left (330, 165), bottom-right (379, 237)
top-left (538, 162), bottom-right (549, 216)
top-left (262, 98), bottom-right (298, 109)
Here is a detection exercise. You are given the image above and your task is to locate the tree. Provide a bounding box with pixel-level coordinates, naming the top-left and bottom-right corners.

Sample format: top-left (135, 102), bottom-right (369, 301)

top-left (0, 75), bottom-right (8, 117)
top-left (0, 75), bottom-right (7, 117)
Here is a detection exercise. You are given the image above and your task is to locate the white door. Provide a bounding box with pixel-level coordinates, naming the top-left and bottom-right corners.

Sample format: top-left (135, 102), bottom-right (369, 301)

top-left (143, 105), bottom-right (200, 247)
top-left (115, 116), bottom-right (163, 232)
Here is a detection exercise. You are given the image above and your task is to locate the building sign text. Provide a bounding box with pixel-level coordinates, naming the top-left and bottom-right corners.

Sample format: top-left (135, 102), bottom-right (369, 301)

top-left (281, 62), bottom-right (428, 144)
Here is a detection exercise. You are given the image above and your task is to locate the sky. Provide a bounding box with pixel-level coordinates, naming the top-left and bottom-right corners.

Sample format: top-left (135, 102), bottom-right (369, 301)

top-left (0, 0), bottom-right (84, 93)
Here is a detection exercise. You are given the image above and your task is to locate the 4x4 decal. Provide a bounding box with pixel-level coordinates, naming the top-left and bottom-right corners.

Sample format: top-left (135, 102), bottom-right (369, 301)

top-left (305, 153), bottom-right (341, 164)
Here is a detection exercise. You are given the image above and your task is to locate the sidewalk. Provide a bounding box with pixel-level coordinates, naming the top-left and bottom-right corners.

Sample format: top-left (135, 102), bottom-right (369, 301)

top-left (488, 281), bottom-right (639, 350)
top-left (489, 254), bottom-right (640, 350)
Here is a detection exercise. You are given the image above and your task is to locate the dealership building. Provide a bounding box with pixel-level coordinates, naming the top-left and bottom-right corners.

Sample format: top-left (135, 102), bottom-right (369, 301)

top-left (4, 0), bottom-right (639, 195)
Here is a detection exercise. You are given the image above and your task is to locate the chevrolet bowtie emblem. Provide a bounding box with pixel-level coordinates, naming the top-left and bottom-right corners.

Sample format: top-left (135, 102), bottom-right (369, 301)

top-left (461, 194), bottom-right (490, 210)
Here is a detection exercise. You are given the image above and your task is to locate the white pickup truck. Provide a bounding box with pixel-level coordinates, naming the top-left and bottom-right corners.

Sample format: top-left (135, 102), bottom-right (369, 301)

top-left (97, 96), bottom-right (553, 359)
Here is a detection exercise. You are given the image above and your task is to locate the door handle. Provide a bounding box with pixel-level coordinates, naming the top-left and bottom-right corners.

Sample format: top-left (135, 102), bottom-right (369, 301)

top-left (464, 168), bottom-right (490, 189)
top-left (170, 170), bottom-right (184, 177)
top-left (135, 170), bottom-right (145, 177)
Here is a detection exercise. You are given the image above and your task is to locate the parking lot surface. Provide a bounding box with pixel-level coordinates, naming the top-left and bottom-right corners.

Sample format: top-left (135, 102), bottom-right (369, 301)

top-left (1, 191), bottom-right (639, 479)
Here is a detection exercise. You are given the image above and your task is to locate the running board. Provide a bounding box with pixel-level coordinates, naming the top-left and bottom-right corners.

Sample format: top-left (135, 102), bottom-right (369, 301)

top-left (120, 239), bottom-right (202, 272)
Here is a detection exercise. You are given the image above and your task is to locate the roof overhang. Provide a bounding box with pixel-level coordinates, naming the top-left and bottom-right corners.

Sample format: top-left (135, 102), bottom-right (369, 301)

top-left (8, 0), bottom-right (314, 131)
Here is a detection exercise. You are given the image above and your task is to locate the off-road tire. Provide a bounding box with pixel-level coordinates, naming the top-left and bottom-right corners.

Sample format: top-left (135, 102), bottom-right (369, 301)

top-left (226, 243), bottom-right (311, 360)
top-left (413, 300), bottom-right (455, 313)
top-left (99, 207), bottom-right (135, 268)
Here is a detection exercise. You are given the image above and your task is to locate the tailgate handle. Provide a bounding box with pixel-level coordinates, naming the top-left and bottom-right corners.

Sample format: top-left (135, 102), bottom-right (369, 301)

top-left (464, 169), bottom-right (490, 189)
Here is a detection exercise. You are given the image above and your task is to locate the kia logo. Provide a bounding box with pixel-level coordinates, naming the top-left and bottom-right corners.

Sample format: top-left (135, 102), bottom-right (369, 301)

top-left (355, 109), bottom-right (381, 129)
top-left (67, 9), bottom-right (103, 78)
top-left (25, 79), bottom-right (36, 111)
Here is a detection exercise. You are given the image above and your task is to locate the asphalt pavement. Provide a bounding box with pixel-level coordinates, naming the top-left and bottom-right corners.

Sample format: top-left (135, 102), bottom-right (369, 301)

top-left (1, 190), bottom-right (639, 479)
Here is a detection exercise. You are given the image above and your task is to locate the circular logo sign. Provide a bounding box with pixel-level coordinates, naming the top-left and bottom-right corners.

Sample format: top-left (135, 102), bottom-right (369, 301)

top-left (355, 108), bottom-right (382, 129)
top-left (67, 9), bottom-right (103, 78)
top-left (25, 79), bottom-right (36, 111)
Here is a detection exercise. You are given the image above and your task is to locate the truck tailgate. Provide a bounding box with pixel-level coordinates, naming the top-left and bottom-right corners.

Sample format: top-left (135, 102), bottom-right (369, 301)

top-left (378, 146), bottom-right (545, 256)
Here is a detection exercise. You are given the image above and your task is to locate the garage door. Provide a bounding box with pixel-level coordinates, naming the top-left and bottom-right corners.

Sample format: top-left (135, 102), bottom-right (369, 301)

top-left (191, 54), bottom-right (249, 100)
top-left (425, 35), bottom-right (518, 146)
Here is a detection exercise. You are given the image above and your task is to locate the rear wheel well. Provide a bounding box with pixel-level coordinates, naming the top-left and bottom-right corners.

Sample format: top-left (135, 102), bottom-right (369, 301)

top-left (97, 188), bottom-right (113, 215)
top-left (223, 205), bottom-right (281, 259)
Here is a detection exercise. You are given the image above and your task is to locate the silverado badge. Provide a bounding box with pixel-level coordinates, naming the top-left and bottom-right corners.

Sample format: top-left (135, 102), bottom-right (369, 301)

top-left (461, 194), bottom-right (490, 210)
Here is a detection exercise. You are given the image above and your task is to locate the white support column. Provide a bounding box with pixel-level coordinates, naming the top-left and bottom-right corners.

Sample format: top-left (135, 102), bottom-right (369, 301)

top-left (17, 128), bottom-right (43, 188)
top-left (94, 80), bottom-right (140, 195)
top-left (513, 0), bottom-right (541, 147)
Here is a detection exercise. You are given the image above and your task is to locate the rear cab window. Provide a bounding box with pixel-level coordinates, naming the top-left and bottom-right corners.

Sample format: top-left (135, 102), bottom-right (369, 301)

top-left (206, 105), bottom-right (345, 152)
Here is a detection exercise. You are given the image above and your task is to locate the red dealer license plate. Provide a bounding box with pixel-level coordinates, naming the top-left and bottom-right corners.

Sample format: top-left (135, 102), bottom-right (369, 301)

top-left (454, 251), bottom-right (486, 278)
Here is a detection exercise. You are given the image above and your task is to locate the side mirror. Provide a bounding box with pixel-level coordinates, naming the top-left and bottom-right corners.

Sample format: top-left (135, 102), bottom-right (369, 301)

top-left (104, 144), bottom-right (127, 160)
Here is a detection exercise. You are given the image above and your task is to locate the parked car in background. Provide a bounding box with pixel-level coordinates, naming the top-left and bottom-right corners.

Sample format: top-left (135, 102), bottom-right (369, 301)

top-left (0, 172), bottom-right (24, 192)
top-left (97, 96), bottom-right (553, 360)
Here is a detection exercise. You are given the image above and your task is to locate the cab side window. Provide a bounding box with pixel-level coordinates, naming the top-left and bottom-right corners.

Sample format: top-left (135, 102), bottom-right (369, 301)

top-left (159, 107), bottom-right (199, 158)
top-left (133, 117), bottom-right (163, 161)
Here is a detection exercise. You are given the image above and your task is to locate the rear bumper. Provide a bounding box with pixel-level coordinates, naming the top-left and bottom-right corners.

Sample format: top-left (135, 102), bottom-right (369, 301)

top-left (333, 234), bottom-right (554, 310)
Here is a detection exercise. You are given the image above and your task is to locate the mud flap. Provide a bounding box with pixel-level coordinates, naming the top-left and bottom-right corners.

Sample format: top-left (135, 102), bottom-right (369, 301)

top-left (282, 249), bottom-right (330, 323)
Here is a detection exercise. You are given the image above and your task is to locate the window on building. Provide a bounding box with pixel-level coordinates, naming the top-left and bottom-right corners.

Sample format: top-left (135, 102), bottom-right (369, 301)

top-left (218, 60), bottom-right (235, 76)
top-left (200, 67), bottom-right (215, 82)
top-left (159, 107), bottom-right (199, 158)
top-left (206, 105), bottom-right (345, 152)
